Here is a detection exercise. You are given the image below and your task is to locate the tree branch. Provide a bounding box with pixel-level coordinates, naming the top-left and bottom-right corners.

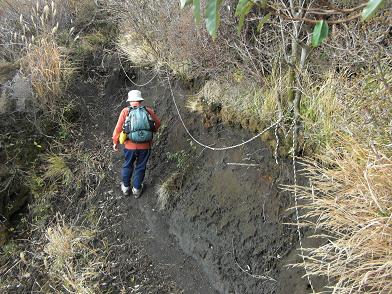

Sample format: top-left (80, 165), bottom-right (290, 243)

top-left (266, 8), bottom-right (362, 25)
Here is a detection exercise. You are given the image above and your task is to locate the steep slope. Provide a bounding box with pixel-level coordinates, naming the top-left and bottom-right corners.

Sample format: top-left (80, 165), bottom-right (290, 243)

top-left (96, 68), bottom-right (322, 293)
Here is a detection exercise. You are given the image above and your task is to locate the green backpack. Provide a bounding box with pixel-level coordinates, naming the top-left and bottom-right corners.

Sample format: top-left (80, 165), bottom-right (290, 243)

top-left (123, 106), bottom-right (154, 143)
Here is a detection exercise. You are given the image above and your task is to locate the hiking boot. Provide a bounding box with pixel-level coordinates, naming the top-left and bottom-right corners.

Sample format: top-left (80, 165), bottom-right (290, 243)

top-left (121, 182), bottom-right (130, 196)
top-left (132, 184), bottom-right (144, 198)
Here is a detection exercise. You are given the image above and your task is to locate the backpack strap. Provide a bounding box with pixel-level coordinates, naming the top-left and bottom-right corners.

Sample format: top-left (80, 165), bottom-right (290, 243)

top-left (126, 106), bottom-right (140, 119)
top-left (127, 106), bottom-right (134, 114)
top-left (122, 106), bottom-right (133, 133)
top-left (128, 105), bottom-right (147, 113)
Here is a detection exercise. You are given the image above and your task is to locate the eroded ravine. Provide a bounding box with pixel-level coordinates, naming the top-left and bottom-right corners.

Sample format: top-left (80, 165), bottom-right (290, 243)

top-left (97, 68), bottom-right (318, 293)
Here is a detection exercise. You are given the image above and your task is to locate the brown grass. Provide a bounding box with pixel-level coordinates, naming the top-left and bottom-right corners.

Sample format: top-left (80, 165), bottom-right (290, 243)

top-left (191, 69), bottom-right (287, 133)
top-left (43, 154), bottom-right (74, 186)
top-left (22, 38), bottom-right (69, 109)
top-left (0, 0), bottom-right (73, 59)
top-left (108, 0), bottom-right (235, 79)
top-left (292, 67), bottom-right (392, 292)
top-left (294, 136), bottom-right (392, 293)
top-left (300, 68), bottom-right (392, 154)
top-left (156, 172), bottom-right (181, 211)
top-left (42, 147), bottom-right (105, 195)
top-left (1, 0), bottom-right (75, 109)
top-left (44, 217), bottom-right (104, 293)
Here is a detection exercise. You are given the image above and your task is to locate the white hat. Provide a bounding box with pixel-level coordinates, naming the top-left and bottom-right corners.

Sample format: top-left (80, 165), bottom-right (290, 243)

top-left (126, 90), bottom-right (144, 102)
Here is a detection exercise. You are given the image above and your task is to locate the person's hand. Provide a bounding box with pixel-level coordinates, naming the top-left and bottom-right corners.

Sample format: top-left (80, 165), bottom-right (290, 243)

top-left (113, 143), bottom-right (119, 151)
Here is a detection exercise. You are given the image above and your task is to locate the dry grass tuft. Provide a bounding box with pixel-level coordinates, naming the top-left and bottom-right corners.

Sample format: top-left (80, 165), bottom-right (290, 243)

top-left (156, 184), bottom-right (171, 211)
top-left (0, 0), bottom-right (73, 59)
top-left (1, 0), bottom-right (75, 109)
top-left (293, 68), bottom-right (392, 292)
top-left (44, 154), bottom-right (74, 186)
top-left (185, 95), bottom-right (205, 114)
top-left (22, 38), bottom-right (72, 109)
top-left (45, 221), bottom-right (78, 266)
top-left (294, 137), bottom-right (392, 293)
top-left (200, 78), bottom-right (262, 113)
top-left (156, 172), bottom-right (182, 211)
top-left (192, 71), bottom-right (284, 132)
top-left (301, 74), bottom-right (350, 152)
top-left (301, 70), bottom-right (392, 154)
top-left (44, 217), bottom-right (103, 293)
top-left (43, 148), bottom-right (104, 194)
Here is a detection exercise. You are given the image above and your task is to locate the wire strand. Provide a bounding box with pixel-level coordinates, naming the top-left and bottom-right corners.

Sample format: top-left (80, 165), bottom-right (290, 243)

top-left (292, 121), bottom-right (315, 293)
top-left (166, 72), bottom-right (315, 290)
top-left (118, 53), bottom-right (158, 87)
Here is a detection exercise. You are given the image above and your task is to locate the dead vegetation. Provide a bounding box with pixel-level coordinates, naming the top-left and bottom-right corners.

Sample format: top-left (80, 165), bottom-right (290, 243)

top-left (294, 138), bottom-right (392, 293)
top-left (0, 0), bottom-right (71, 60)
top-left (291, 64), bottom-right (392, 293)
top-left (1, 0), bottom-right (391, 293)
top-left (157, 172), bottom-right (182, 211)
top-left (0, 116), bottom-right (110, 292)
top-left (22, 38), bottom-right (71, 109)
top-left (106, 0), bottom-right (236, 80)
top-left (190, 67), bottom-right (289, 130)
top-left (43, 217), bottom-right (105, 293)
top-left (42, 147), bottom-right (104, 193)
top-left (0, 2), bottom-right (115, 292)
top-left (0, 0), bottom-right (75, 109)
top-left (107, 1), bottom-right (392, 292)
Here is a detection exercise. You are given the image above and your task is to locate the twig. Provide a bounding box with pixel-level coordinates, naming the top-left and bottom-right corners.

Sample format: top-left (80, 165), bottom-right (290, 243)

top-left (1, 260), bottom-right (21, 276)
top-left (364, 166), bottom-right (385, 213)
top-left (231, 237), bottom-right (276, 282)
top-left (274, 122), bottom-right (280, 165)
top-left (292, 116), bottom-right (315, 292)
top-left (267, 7), bottom-right (362, 25)
top-left (226, 162), bottom-right (261, 167)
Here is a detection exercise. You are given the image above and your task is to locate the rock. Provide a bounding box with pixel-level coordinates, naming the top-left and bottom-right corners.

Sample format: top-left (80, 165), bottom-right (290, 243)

top-left (0, 62), bottom-right (17, 85)
top-left (0, 222), bottom-right (9, 246)
top-left (0, 85), bottom-right (15, 114)
top-left (12, 74), bottom-right (33, 112)
top-left (0, 72), bottom-right (34, 113)
top-left (0, 179), bottom-right (30, 220)
top-left (8, 187), bottom-right (30, 216)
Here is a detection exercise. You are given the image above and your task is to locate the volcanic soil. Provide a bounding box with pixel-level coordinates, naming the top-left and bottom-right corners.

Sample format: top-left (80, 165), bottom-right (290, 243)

top-left (73, 67), bottom-right (322, 293)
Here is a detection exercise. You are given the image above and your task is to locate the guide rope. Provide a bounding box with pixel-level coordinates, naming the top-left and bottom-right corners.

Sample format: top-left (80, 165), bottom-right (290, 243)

top-left (168, 72), bottom-right (315, 290)
top-left (118, 53), bottom-right (158, 87)
top-left (166, 74), bottom-right (281, 151)
top-left (119, 66), bottom-right (315, 287)
top-left (292, 123), bottom-right (315, 293)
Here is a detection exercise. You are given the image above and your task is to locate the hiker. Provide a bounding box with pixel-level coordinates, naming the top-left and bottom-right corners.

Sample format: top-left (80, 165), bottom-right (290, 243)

top-left (112, 90), bottom-right (161, 197)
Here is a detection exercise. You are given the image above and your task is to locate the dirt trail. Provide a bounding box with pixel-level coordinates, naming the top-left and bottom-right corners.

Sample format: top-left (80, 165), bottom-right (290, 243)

top-left (79, 67), bottom-right (321, 293)
top-left (71, 72), bottom-right (212, 293)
